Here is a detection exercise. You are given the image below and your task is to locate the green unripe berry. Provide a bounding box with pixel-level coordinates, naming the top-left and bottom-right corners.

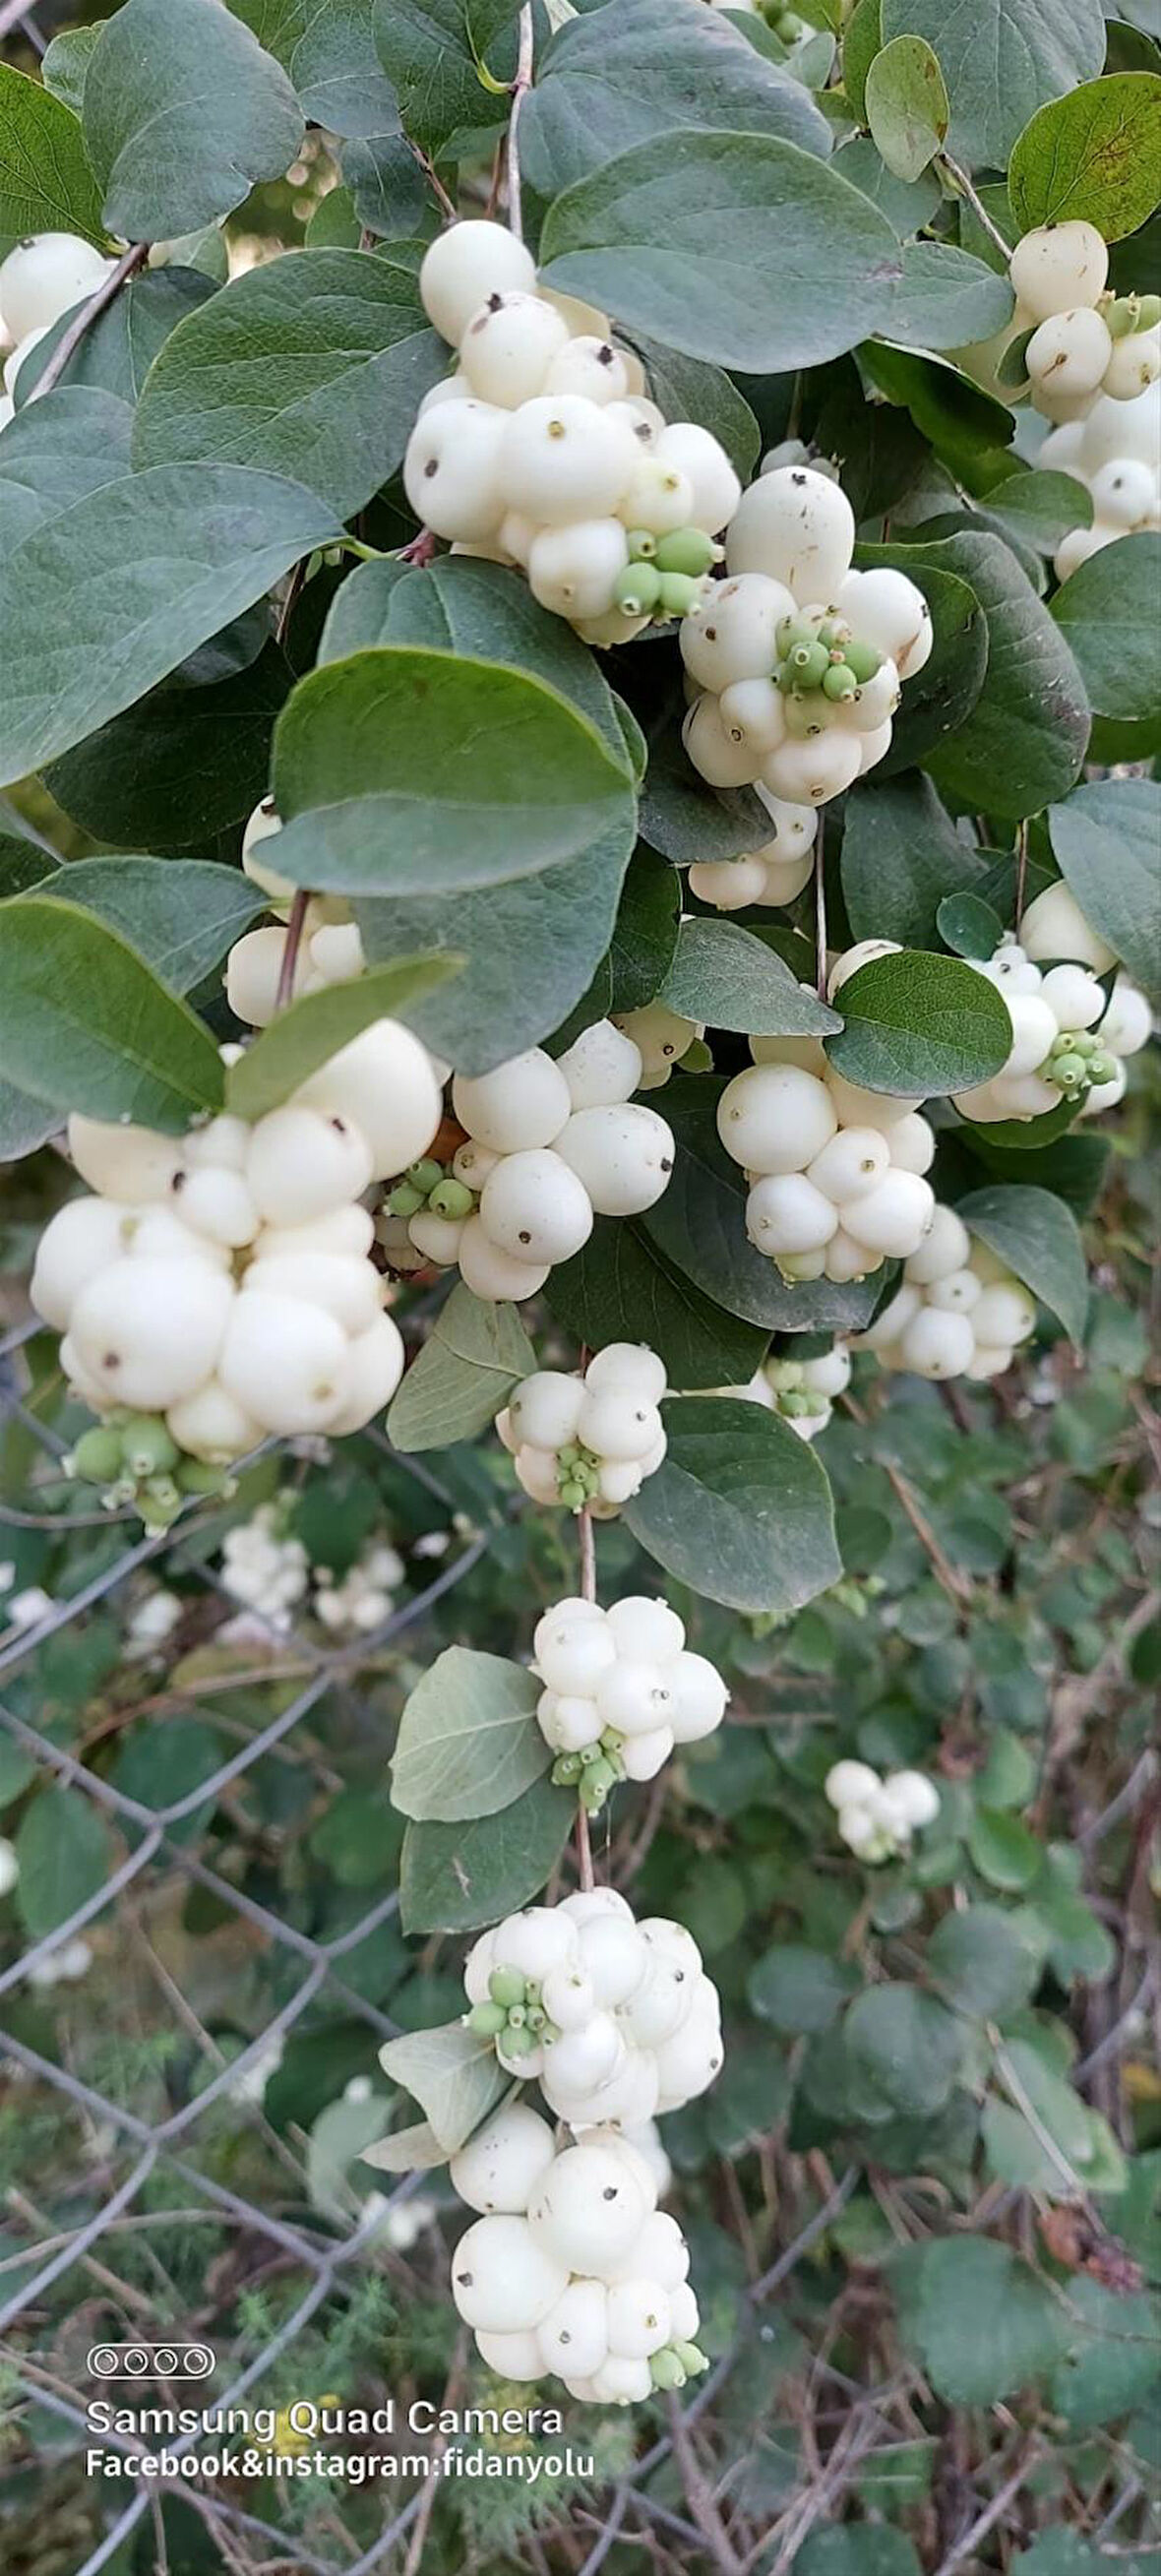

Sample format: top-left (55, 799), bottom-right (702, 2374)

top-left (580, 1758), bottom-right (617, 1813)
top-left (614, 561), bottom-right (661, 616)
top-left (788, 641), bottom-right (830, 689)
top-left (122, 1416), bottom-right (179, 1478)
top-left (779, 1387), bottom-right (816, 1419)
top-left (1071, 1030), bottom-right (1100, 1060)
top-left (1050, 1051), bottom-right (1087, 1091)
top-left (1136, 293), bottom-right (1161, 331)
top-left (501, 2025), bottom-right (537, 2059)
top-left (1088, 1053), bottom-right (1117, 1084)
top-left (650, 2350), bottom-right (687, 2390)
top-left (580, 1742), bottom-right (604, 1767)
top-left (676, 2343), bottom-right (709, 2376)
top-left (406, 1157), bottom-right (444, 1195)
top-left (388, 1181), bottom-right (425, 1219)
top-left (1104, 296), bottom-right (1138, 341)
top-left (653, 525), bottom-right (720, 577)
top-left (144, 1475), bottom-right (180, 1511)
top-left (523, 1979), bottom-right (541, 2005)
top-left (505, 2003), bottom-right (527, 2029)
top-left (176, 1457), bottom-right (232, 1497)
top-left (682, 1037), bottom-right (713, 1073)
top-left (70, 1427), bottom-right (126, 1484)
top-left (777, 616), bottom-right (818, 656)
top-left (559, 1481), bottom-right (588, 1511)
top-left (428, 1178), bottom-right (474, 1221)
top-left (488, 1965), bottom-right (526, 2009)
top-left (656, 571), bottom-right (703, 618)
top-left (467, 2000), bottom-right (508, 2037)
top-left (843, 638), bottom-right (883, 684)
top-left (553, 1753), bottom-right (582, 1785)
top-left (626, 527), bottom-right (658, 561)
top-left (823, 662), bottom-right (858, 702)
top-left (525, 2006), bottom-right (547, 2033)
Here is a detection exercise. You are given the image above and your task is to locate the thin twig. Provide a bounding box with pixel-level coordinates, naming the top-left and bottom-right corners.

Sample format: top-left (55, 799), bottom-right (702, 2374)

top-left (0, 0), bottom-right (40, 38)
top-left (506, 5), bottom-right (535, 243)
top-left (573, 1503), bottom-right (598, 1891)
top-left (31, 241), bottom-right (150, 401)
top-left (275, 889), bottom-right (310, 1011)
top-left (813, 810), bottom-right (827, 1001)
top-left (938, 153), bottom-right (1011, 261)
top-left (931, 2437), bottom-right (1040, 2576)
top-left (667, 2394), bottom-right (745, 2576)
top-left (1013, 818), bottom-right (1029, 933)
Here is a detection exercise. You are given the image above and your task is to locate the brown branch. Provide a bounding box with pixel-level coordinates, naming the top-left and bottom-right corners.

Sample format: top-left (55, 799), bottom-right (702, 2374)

top-left (31, 241), bottom-right (150, 401)
top-left (938, 153), bottom-right (1011, 261)
top-left (667, 2394), bottom-right (745, 2576)
top-left (275, 889), bottom-right (310, 1011)
top-left (505, 5), bottom-right (535, 243)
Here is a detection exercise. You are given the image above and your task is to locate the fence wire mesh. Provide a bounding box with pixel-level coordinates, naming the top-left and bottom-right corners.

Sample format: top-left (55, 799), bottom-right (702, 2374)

top-left (0, 1308), bottom-right (869, 2576)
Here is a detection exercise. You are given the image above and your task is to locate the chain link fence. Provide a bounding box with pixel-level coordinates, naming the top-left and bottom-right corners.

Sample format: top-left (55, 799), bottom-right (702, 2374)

top-left (0, 1308), bottom-right (874, 2575)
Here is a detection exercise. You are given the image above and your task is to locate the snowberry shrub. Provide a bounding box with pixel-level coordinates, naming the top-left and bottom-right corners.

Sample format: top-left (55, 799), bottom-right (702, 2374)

top-left (0, 0), bottom-right (1157, 2508)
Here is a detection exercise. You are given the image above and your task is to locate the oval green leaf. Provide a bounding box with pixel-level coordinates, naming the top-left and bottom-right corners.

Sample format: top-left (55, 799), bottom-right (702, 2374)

top-left (623, 1394), bottom-right (841, 1615)
top-left (0, 895), bottom-right (224, 1129)
top-left (84, 0), bottom-right (304, 238)
top-left (956, 1182), bottom-right (1089, 1343)
top-left (824, 950), bottom-right (1013, 1096)
top-left (1008, 72), bottom-right (1161, 239)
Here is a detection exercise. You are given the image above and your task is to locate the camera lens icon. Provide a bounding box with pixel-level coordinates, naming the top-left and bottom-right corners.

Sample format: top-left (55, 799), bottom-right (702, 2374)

top-left (87, 2341), bottom-right (216, 2381)
top-left (90, 2348), bottom-right (120, 2379)
top-left (124, 2350), bottom-right (151, 2376)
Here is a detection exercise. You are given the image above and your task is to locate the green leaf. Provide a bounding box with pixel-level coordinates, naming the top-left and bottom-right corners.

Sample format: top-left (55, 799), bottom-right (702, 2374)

top-left (843, 0), bottom-right (883, 122)
top-left (865, 33), bottom-right (948, 179)
top-left (399, 1775), bottom-right (576, 1934)
top-left (968, 1806), bottom-right (1045, 1891)
top-left (608, 847), bottom-right (682, 1015)
top-left (748, 1943), bottom-right (861, 2035)
top-left (342, 132), bottom-right (427, 234)
top-left (0, 392), bottom-right (340, 787)
top-left (881, 0), bottom-right (1105, 167)
top-left (617, 331), bottom-right (761, 480)
top-left (320, 553), bottom-right (630, 767)
top-left (853, 543), bottom-right (990, 768)
top-left (377, 2021), bottom-right (507, 2152)
top-left (133, 250), bottom-right (445, 519)
top-left (388, 1285), bottom-right (535, 1451)
top-left (225, 952), bottom-right (458, 1119)
top-left (373, 0), bottom-right (513, 158)
top-left (1009, 73), bottom-right (1161, 238)
top-left (660, 920), bottom-right (841, 1039)
top-left (84, 0), bottom-right (303, 238)
top-left (643, 1073), bottom-right (886, 1336)
top-left (1050, 2278), bottom-right (1161, 2429)
top-left (355, 825), bottom-right (635, 1075)
top-left (15, 1788), bottom-right (113, 1939)
top-left (0, 63), bottom-right (107, 258)
top-left (623, 1393), bottom-right (840, 1615)
top-left (12, 269), bottom-right (215, 410)
top-left (860, 342), bottom-right (1015, 494)
top-left (957, 1183), bottom-right (1089, 1343)
top-left (840, 774), bottom-right (988, 949)
top-left (1048, 779), bottom-right (1161, 1004)
top-left (928, 1905), bottom-right (1045, 2019)
top-left (545, 1217), bottom-right (767, 1392)
top-left (976, 468), bottom-right (1093, 551)
top-left (34, 858), bottom-right (269, 994)
top-left (391, 1647), bottom-right (549, 1822)
top-left (361, 2117), bottom-right (448, 2175)
top-left (0, 896), bottom-right (224, 1129)
top-left (938, 891), bottom-right (1007, 958)
top-left (1052, 532), bottom-right (1161, 743)
top-left (270, 646), bottom-right (636, 897)
top-left (539, 131), bottom-right (902, 372)
top-left (844, 1985), bottom-right (963, 2115)
top-left (825, 950), bottom-right (1012, 1096)
top-left (228, 0), bottom-right (400, 138)
top-left (45, 645), bottom-right (287, 849)
top-left (40, 27), bottom-right (102, 119)
top-left (519, 0), bottom-right (828, 199)
top-left (910, 531), bottom-right (1090, 819)
top-left (885, 240), bottom-right (1014, 349)
top-left (905, 2237), bottom-right (1066, 2403)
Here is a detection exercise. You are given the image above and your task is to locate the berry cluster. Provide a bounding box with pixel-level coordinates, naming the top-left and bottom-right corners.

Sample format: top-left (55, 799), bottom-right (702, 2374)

top-left (31, 1087), bottom-right (413, 1509)
top-left (739, 1341), bottom-right (851, 1439)
top-left (464, 1891), bottom-right (722, 2126)
top-left (449, 2111), bottom-right (707, 2404)
top-left (1043, 382), bottom-right (1161, 577)
top-left (533, 1595), bottom-right (728, 1800)
top-left (497, 1342), bottom-right (668, 1516)
top-left (825, 1760), bottom-right (941, 1864)
top-left (1008, 222), bottom-right (1161, 424)
top-left (0, 229), bottom-right (113, 428)
top-left (952, 928), bottom-right (1151, 1126)
top-left (219, 1500), bottom-right (404, 1635)
top-left (716, 1030), bottom-right (937, 1284)
top-left (687, 786), bottom-right (817, 913)
top-left (854, 1208), bottom-right (1037, 1383)
top-left (680, 466), bottom-right (932, 808)
top-left (403, 218), bottom-right (741, 642)
top-left (381, 1022), bottom-right (675, 1305)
